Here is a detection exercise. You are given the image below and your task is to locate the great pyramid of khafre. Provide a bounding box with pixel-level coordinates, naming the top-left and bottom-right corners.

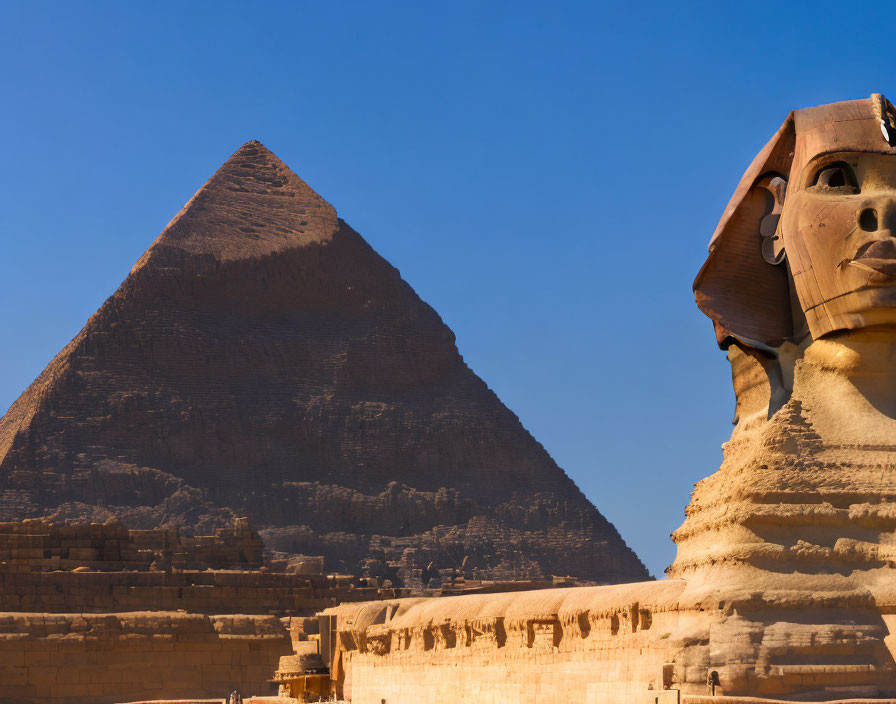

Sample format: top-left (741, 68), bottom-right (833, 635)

top-left (0, 142), bottom-right (648, 585)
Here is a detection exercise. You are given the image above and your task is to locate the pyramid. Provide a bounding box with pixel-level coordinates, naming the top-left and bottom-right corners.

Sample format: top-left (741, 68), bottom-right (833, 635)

top-left (0, 142), bottom-right (648, 584)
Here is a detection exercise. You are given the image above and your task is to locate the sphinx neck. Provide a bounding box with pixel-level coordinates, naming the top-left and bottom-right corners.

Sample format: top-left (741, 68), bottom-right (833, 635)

top-left (804, 327), bottom-right (896, 415)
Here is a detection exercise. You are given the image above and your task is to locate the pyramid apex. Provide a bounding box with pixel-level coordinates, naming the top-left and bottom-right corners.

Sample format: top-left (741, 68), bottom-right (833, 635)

top-left (225, 139), bottom-right (283, 164)
top-left (130, 140), bottom-right (338, 269)
top-left (235, 139), bottom-right (270, 152)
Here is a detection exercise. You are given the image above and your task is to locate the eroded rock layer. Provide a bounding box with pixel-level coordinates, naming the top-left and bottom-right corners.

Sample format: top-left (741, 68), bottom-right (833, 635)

top-left (0, 142), bottom-right (647, 585)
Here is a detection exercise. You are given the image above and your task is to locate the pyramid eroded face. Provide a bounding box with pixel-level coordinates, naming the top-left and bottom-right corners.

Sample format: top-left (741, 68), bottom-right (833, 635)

top-left (0, 141), bottom-right (648, 586)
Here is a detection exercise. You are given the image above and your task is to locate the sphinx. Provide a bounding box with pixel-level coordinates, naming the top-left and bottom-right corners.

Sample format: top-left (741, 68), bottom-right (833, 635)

top-left (269, 97), bottom-right (896, 704)
top-left (675, 93), bottom-right (896, 698)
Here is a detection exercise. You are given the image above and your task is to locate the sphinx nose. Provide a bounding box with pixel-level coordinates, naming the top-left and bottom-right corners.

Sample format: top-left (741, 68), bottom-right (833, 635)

top-left (858, 199), bottom-right (896, 234)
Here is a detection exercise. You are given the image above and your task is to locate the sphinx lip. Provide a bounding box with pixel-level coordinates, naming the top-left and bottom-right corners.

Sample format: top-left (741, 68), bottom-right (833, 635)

top-left (847, 239), bottom-right (896, 276)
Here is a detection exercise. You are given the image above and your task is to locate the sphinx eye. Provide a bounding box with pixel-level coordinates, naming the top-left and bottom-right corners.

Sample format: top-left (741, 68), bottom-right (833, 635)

top-left (809, 162), bottom-right (859, 194)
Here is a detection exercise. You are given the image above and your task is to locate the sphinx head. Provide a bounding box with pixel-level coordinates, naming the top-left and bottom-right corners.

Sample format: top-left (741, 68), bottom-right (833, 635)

top-left (696, 94), bottom-right (896, 349)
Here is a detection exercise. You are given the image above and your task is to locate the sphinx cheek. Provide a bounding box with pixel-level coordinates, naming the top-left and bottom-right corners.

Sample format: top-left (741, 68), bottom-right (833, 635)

top-left (779, 204), bottom-right (813, 277)
top-left (791, 204), bottom-right (853, 264)
top-left (779, 201), bottom-right (856, 317)
top-left (807, 206), bottom-right (870, 297)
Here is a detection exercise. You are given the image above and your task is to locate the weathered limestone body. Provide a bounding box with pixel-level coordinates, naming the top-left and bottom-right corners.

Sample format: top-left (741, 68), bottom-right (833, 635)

top-left (675, 94), bottom-right (896, 699)
top-left (316, 583), bottom-right (687, 704)
top-left (667, 336), bottom-right (896, 699)
top-left (269, 96), bottom-right (896, 703)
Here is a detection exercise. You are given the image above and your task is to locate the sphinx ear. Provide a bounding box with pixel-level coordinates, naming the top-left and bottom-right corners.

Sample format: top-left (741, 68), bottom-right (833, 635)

top-left (694, 112), bottom-right (796, 349)
top-left (758, 175), bottom-right (787, 266)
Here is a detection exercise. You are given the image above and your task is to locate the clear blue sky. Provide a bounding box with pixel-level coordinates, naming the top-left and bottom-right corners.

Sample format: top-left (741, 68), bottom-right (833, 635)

top-left (2, 1), bottom-right (894, 577)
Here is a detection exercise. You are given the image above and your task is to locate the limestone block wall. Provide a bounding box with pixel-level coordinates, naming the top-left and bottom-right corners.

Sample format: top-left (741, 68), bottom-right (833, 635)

top-left (320, 582), bottom-right (698, 704)
top-left (0, 611), bottom-right (290, 704)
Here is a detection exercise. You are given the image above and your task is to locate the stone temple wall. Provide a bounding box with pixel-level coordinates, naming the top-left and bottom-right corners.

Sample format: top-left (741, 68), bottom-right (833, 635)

top-left (0, 612), bottom-right (288, 704)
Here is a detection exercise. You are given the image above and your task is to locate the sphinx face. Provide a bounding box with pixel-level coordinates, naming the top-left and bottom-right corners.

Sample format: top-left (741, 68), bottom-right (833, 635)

top-left (783, 151), bottom-right (896, 337)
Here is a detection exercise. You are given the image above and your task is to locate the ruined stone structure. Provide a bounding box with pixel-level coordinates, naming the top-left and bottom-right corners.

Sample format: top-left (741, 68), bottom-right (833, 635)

top-left (0, 517), bottom-right (403, 615)
top-left (0, 141), bottom-right (646, 587)
top-left (0, 518), bottom-right (399, 704)
top-left (0, 517), bottom-right (264, 573)
top-left (267, 96), bottom-right (896, 703)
